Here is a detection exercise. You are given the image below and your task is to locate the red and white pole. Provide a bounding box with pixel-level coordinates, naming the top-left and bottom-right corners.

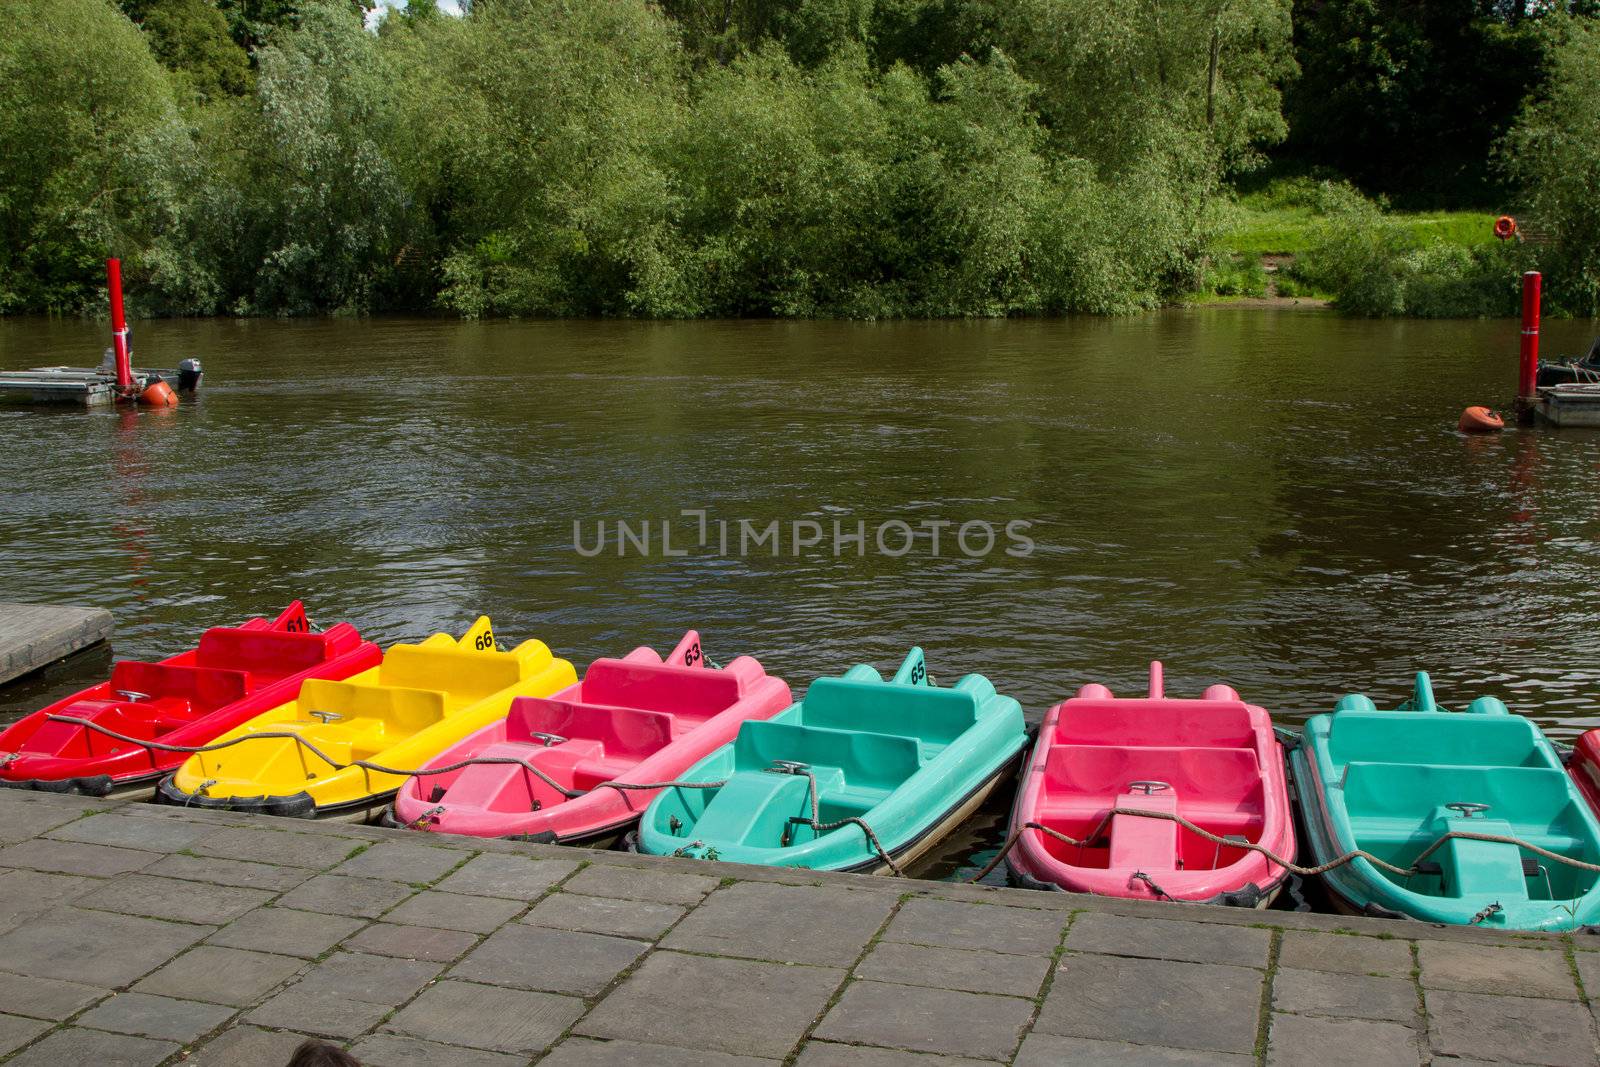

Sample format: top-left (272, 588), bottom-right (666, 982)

top-left (1519, 270), bottom-right (1541, 402)
top-left (107, 258), bottom-right (133, 392)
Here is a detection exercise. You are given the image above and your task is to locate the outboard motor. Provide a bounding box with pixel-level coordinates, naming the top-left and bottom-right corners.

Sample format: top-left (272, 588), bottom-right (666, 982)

top-left (176, 358), bottom-right (202, 393)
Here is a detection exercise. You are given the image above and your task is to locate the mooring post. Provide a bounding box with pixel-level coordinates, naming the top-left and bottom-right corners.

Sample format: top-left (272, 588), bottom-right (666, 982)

top-left (1515, 270), bottom-right (1541, 423)
top-left (107, 258), bottom-right (133, 392)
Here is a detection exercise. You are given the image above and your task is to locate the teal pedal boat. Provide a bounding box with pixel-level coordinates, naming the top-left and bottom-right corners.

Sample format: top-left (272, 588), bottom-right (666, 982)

top-left (634, 649), bottom-right (1029, 873)
top-left (1291, 672), bottom-right (1600, 931)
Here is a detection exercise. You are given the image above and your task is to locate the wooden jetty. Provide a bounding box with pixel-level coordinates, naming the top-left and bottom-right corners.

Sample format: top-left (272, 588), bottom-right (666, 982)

top-left (1535, 382), bottom-right (1600, 428)
top-left (0, 366), bottom-right (179, 407)
top-left (0, 603), bottom-right (113, 686)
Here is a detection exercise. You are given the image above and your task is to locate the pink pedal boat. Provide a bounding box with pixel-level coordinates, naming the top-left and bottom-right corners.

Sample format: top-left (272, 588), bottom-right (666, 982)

top-left (390, 631), bottom-right (792, 844)
top-left (1005, 663), bottom-right (1294, 908)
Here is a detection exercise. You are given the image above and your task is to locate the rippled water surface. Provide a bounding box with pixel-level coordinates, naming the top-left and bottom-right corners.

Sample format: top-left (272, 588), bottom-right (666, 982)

top-left (4, 312), bottom-right (1599, 880)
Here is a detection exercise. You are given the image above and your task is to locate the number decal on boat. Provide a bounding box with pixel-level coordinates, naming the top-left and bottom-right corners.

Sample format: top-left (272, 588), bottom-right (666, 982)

top-left (684, 641), bottom-right (702, 666)
top-left (909, 662), bottom-right (926, 685)
top-left (474, 628), bottom-right (496, 651)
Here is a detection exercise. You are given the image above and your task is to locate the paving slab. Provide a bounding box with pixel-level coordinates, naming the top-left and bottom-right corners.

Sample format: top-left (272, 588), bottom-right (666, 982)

top-left (383, 979), bottom-right (585, 1054)
top-left (77, 872), bottom-right (273, 925)
top-left (1035, 953), bottom-right (1264, 1055)
top-left (1425, 989), bottom-right (1597, 1065)
top-left (383, 889), bottom-right (524, 932)
top-left (145, 853), bottom-right (315, 892)
top-left (1416, 940), bottom-right (1580, 1000)
top-left (5, 1026), bottom-right (177, 1067)
top-left (1014, 1033), bottom-right (1254, 1065)
top-left (564, 862), bottom-right (718, 905)
top-left (45, 812), bottom-right (213, 852)
top-left (524, 891), bottom-right (685, 940)
top-left (0, 1014), bottom-right (51, 1057)
top-left (1065, 912), bottom-right (1273, 968)
top-left (883, 896), bottom-right (1067, 956)
top-left (245, 987), bottom-right (393, 1039)
top-left (664, 881), bottom-right (896, 966)
top-left (77, 991), bottom-right (236, 1042)
top-left (349, 1033), bottom-right (527, 1067)
top-left (0, 838), bottom-right (158, 876)
top-left (545, 1037), bottom-right (779, 1066)
top-left (331, 841), bottom-right (467, 884)
top-left (433, 852), bottom-right (579, 899)
top-left (197, 825), bottom-right (361, 869)
top-left (1272, 967), bottom-right (1419, 1024)
top-left (450, 923), bottom-right (647, 996)
top-left (292, 950), bottom-right (443, 1005)
top-left (797, 1043), bottom-right (993, 1066)
top-left (0, 969), bottom-right (108, 1019)
top-left (206, 907), bottom-right (365, 958)
top-left (1276, 931), bottom-right (1415, 978)
top-left (0, 798), bottom-right (105, 843)
top-left (576, 950), bottom-right (844, 1059)
top-left (855, 940), bottom-right (1051, 999)
top-left (186, 1026), bottom-right (316, 1066)
top-left (1267, 1013), bottom-right (1423, 1067)
top-left (134, 945), bottom-right (305, 1006)
top-left (277, 873), bottom-right (416, 917)
top-left (346, 922), bottom-right (479, 963)
top-left (0, 907), bottom-right (211, 985)
top-left (815, 980), bottom-right (1035, 1061)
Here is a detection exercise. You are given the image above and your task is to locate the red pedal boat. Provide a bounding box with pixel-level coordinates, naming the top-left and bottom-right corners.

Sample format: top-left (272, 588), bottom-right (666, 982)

top-left (0, 602), bottom-right (380, 799)
top-left (1004, 663), bottom-right (1294, 907)
top-left (390, 631), bottom-right (792, 844)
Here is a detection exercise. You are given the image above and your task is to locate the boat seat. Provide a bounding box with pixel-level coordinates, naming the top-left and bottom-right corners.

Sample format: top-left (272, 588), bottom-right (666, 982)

top-left (507, 697), bottom-right (675, 759)
top-left (1329, 713), bottom-right (1552, 769)
top-left (378, 645), bottom-right (525, 702)
top-left (732, 720), bottom-right (922, 792)
top-left (799, 679), bottom-right (979, 748)
top-left (581, 661), bottom-right (743, 721)
top-left (1044, 745), bottom-right (1261, 802)
top-left (110, 662), bottom-right (250, 715)
top-left (297, 679), bottom-right (448, 735)
top-left (1055, 700), bottom-right (1257, 748)
top-left (196, 628), bottom-right (335, 678)
top-left (1341, 763), bottom-right (1578, 829)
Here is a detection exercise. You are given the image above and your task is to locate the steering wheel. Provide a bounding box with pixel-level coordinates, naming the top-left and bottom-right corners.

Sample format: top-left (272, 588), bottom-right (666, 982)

top-left (114, 690), bottom-right (152, 703)
top-left (528, 732), bottom-right (567, 747)
top-left (1128, 781), bottom-right (1172, 795)
top-left (307, 710), bottom-right (344, 724)
top-left (1446, 802), bottom-right (1490, 819)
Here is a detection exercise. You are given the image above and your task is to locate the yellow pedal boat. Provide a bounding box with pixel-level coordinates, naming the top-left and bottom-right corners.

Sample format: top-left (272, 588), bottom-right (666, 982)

top-left (158, 618), bottom-right (575, 820)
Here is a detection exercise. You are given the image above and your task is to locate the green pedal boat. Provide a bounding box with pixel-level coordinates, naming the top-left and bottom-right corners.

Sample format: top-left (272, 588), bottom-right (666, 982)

top-left (634, 648), bottom-right (1029, 873)
top-left (1291, 672), bottom-right (1600, 931)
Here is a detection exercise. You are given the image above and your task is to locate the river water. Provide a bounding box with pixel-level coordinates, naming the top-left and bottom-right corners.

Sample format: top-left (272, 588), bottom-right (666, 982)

top-left (3, 311), bottom-right (1599, 881)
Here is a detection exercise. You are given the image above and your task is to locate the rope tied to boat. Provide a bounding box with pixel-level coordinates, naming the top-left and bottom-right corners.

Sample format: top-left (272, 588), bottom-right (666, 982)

top-left (967, 806), bottom-right (1600, 888)
top-left (1470, 902), bottom-right (1504, 925)
top-left (1129, 870), bottom-right (1171, 900)
top-left (767, 762), bottom-right (907, 877)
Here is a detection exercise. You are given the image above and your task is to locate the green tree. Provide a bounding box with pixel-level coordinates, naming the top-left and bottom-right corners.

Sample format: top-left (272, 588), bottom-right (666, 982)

top-left (126, 0), bottom-right (253, 98)
top-left (0, 0), bottom-right (187, 312)
top-left (1501, 17), bottom-right (1600, 315)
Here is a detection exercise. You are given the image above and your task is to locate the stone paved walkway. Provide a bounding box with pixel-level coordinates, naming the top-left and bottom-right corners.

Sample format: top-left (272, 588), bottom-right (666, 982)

top-left (0, 790), bottom-right (1592, 1066)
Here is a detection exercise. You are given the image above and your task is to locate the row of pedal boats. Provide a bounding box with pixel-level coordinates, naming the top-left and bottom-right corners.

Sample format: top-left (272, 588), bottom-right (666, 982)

top-left (6, 602), bottom-right (1600, 932)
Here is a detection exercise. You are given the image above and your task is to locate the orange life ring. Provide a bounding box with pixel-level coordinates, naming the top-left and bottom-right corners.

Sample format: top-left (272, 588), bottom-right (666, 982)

top-left (1494, 216), bottom-right (1517, 240)
top-left (1458, 405), bottom-right (1504, 433)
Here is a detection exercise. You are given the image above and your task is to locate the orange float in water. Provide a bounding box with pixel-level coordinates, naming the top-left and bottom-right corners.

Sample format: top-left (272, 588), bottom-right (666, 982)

top-left (1458, 405), bottom-right (1504, 433)
top-left (138, 379), bottom-right (177, 407)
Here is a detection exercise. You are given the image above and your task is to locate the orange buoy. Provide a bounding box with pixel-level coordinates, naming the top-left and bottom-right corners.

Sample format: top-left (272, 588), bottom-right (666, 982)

top-left (138, 379), bottom-right (178, 407)
top-left (1459, 405), bottom-right (1504, 433)
top-left (1494, 215), bottom-right (1517, 241)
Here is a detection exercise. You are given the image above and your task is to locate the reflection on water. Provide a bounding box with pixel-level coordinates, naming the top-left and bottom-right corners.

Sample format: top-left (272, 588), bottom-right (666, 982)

top-left (4, 311), bottom-right (1600, 877)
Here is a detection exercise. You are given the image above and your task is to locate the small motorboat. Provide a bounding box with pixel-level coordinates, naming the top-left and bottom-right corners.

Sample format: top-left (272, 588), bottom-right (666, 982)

top-left (390, 631), bottom-right (792, 843)
top-left (1537, 336), bottom-right (1600, 387)
top-left (1292, 672), bottom-right (1600, 931)
top-left (157, 617), bottom-right (575, 820)
top-left (0, 603), bottom-right (379, 799)
top-left (1004, 663), bottom-right (1293, 907)
top-left (633, 648), bottom-right (1028, 873)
